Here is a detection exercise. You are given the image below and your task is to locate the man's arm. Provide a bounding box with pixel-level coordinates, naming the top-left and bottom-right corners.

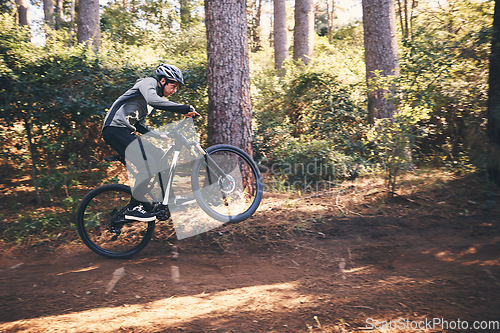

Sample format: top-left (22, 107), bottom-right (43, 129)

top-left (139, 77), bottom-right (191, 114)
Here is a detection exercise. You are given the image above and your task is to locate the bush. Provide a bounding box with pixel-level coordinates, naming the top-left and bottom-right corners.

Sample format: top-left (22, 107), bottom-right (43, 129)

top-left (255, 67), bottom-right (364, 142)
top-left (263, 137), bottom-right (368, 191)
top-left (0, 14), bottom-right (209, 200)
top-left (252, 56), bottom-right (369, 191)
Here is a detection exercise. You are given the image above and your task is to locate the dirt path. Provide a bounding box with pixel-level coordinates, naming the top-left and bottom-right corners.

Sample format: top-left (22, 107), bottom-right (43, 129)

top-left (1, 211), bottom-right (500, 332)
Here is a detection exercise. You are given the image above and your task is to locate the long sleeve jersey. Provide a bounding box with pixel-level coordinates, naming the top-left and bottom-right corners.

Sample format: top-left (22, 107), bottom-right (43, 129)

top-left (102, 77), bottom-right (191, 134)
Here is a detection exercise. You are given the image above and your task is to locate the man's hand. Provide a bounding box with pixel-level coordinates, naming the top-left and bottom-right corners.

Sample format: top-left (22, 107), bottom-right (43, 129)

top-left (185, 106), bottom-right (201, 118)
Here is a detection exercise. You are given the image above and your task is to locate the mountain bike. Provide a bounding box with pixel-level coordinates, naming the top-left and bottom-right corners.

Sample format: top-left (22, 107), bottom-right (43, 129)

top-left (76, 117), bottom-right (263, 259)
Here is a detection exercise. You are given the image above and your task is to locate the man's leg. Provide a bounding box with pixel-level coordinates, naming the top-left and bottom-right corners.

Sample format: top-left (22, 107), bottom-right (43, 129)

top-left (103, 127), bottom-right (155, 220)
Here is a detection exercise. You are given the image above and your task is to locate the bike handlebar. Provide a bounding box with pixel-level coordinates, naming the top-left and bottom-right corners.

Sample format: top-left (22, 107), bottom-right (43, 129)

top-left (164, 114), bottom-right (201, 142)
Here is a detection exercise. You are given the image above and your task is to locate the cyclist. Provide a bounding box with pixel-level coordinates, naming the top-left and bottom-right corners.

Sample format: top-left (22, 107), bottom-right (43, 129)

top-left (102, 63), bottom-right (200, 221)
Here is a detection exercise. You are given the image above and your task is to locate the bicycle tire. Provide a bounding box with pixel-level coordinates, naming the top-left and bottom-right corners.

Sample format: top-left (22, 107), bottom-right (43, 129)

top-left (191, 144), bottom-right (263, 223)
top-left (76, 184), bottom-right (155, 259)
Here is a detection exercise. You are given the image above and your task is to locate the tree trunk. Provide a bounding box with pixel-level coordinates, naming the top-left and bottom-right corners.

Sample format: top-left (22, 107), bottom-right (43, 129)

top-left (362, 0), bottom-right (399, 122)
top-left (205, 0), bottom-right (253, 156)
top-left (253, 0), bottom-right (263, 52)
top-left (293, 0), bottom-right (314, 64)
top-left (24, 117), bottom-right (41, 205)
top-left (273, 0), bottom-right (288, 70)
top-left (70, 0), bottom-right (76, 37)
top-left (396, 0), bottom-right (405, 37)
top-left (43, 0), bottom-right (55, 28)
top-left (77, 0), bottom-right (100, 51)
top-left (15, 0), bottom-right (29, 27)
top-left (180, 0), bottom-right (191, 29)
top-left (327, 0), bottom-right (334, 36)
top-left (55, 0), bottom-right (64, 29)
top-left (487, 0), bottom-right (500, 185)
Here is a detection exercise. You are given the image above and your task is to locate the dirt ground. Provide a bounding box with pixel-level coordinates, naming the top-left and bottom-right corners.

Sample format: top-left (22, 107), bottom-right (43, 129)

top-left (1, 176), bottom-right (500, 332)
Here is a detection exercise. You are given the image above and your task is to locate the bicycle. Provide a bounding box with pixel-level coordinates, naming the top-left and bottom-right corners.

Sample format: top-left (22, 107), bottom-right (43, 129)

top-left (76, 117), bottom-right (263, 259)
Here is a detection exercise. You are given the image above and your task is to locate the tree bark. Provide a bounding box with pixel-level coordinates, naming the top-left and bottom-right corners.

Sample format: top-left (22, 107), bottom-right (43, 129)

top-left (273, 0), bottom-right (288, 70)
top-left (327, 0), bottom-right (334, 36)
top-left (180, 0), bottom-right (191, 29)
top-left (205, 0), bottom-right (253, 156)
top-left (43, 0), bottom-right (55, 28)
top-left (253, 0), bottom-right (263, 52)
top-left (15, 0), bottom-right (29, 27)
top-left (487, 0), bottom-right (500, 185)
top-left (77, 0), bottom-right (100, 51)
top-left (55, 0), bottom-right (64, 29)
top-left (293, 0), bottom-right (314, 64)
top-left (70, 0), bottom-right (76, 37)
top-left (362, 0), bottom-right (399, 122)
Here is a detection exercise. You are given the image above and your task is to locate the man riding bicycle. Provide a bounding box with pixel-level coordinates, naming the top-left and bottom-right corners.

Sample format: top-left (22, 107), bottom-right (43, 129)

top-left (102, 64), bottom-right (200, 222)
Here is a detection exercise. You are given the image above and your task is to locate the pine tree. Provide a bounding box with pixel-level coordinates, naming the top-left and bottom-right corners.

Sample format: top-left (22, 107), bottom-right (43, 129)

top-left (362, 0), bottom-right (399, 122)
top-left (205, 0), bottom-right (253, 155)
top-left (77, 0), bottom-right (100, 51)
top-left (293, 0), bottom-right (314, 64)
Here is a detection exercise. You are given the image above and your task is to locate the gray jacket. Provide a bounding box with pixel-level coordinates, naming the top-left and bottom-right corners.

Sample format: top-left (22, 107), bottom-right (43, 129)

top-left (103, 77), bottom-right (190, 134)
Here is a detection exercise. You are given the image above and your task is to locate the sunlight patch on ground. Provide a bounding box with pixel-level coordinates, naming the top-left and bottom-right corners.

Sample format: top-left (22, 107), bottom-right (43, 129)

top-left (55, 265), bottom-right (100, 276)
top-left (429, 243), bottom-right (500, 267)
top-left (344, 265), bottom-right (373, 274)
top-left (1, 282), bottom-right (311, 332)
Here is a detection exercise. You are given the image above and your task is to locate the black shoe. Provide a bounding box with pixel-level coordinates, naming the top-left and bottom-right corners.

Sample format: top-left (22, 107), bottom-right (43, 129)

top-left (125, 204), bottom-right (156, 221)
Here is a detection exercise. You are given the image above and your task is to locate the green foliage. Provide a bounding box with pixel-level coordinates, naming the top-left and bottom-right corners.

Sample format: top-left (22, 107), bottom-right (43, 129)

top-left (254, 57), bottom-right (365, 150)
top-left (271, 137), bottom-right (366, 185)
top-left (0, 0), bottom-right (495, 243)
top-left (101, 0), bottom-right (206, 52)
top-left (2, 212), bottom-right (75, 244)
top-left (252, 50), bottom-right (369, 189)
top-left (0, 13), bottom-right (208, 201)
top-left (398, 0), bottom-right (493, 167)
top-left (364, 117), bottom-right (415, 194)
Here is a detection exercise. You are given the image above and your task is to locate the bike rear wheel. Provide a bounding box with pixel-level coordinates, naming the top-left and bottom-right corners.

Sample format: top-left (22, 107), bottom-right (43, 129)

top-left (191, 144), bottom-right (263, 223)
top-left (76, 184), bottom-right (155, 259)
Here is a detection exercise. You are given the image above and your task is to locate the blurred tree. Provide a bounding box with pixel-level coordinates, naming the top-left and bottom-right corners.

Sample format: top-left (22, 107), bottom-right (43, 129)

top-left (43, 0), bottom-right (54, 28)
top-left (293, 0), bottom-right (314, 64)
top-left (315, 0), bottom-right (334, 37)
top-left (248, 0), bottom-right (263, 52)
top-left (180, 0), bottom-right (203, 29)
top-left (273, 0), bottom-right (288, 70)
top-left (77, 0), bottom-right (100, 51)
top-left (205, 0), bottom-right (253, 155)
top-left (396, 0), bottom-right (417, 39)
top-left (54, 0), bottom-right (63, 29)
top-left (14, 0), bottom-right (29, 27)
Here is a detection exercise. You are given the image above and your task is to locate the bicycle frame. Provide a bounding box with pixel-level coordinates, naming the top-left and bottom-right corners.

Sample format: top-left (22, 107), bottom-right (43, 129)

top-left (77, 117), bottom-right (262, 258)
top-left (136, 117), bottom-right (228, 208)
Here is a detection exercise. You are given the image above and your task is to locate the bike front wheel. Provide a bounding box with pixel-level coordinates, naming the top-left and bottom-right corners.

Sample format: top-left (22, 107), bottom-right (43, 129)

top-left (191, 144), bottom-right (263, 223)
top-left (76, 184), bottom-right (155, 259)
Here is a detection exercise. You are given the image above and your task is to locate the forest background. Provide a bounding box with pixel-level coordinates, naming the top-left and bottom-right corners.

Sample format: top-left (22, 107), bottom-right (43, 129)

top-left (0, 0), bottom-right (497, 244)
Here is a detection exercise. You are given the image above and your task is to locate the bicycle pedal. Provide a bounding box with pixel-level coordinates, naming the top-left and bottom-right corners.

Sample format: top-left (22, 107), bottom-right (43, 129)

top-left (156, 209), bottom-right (171, 221)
